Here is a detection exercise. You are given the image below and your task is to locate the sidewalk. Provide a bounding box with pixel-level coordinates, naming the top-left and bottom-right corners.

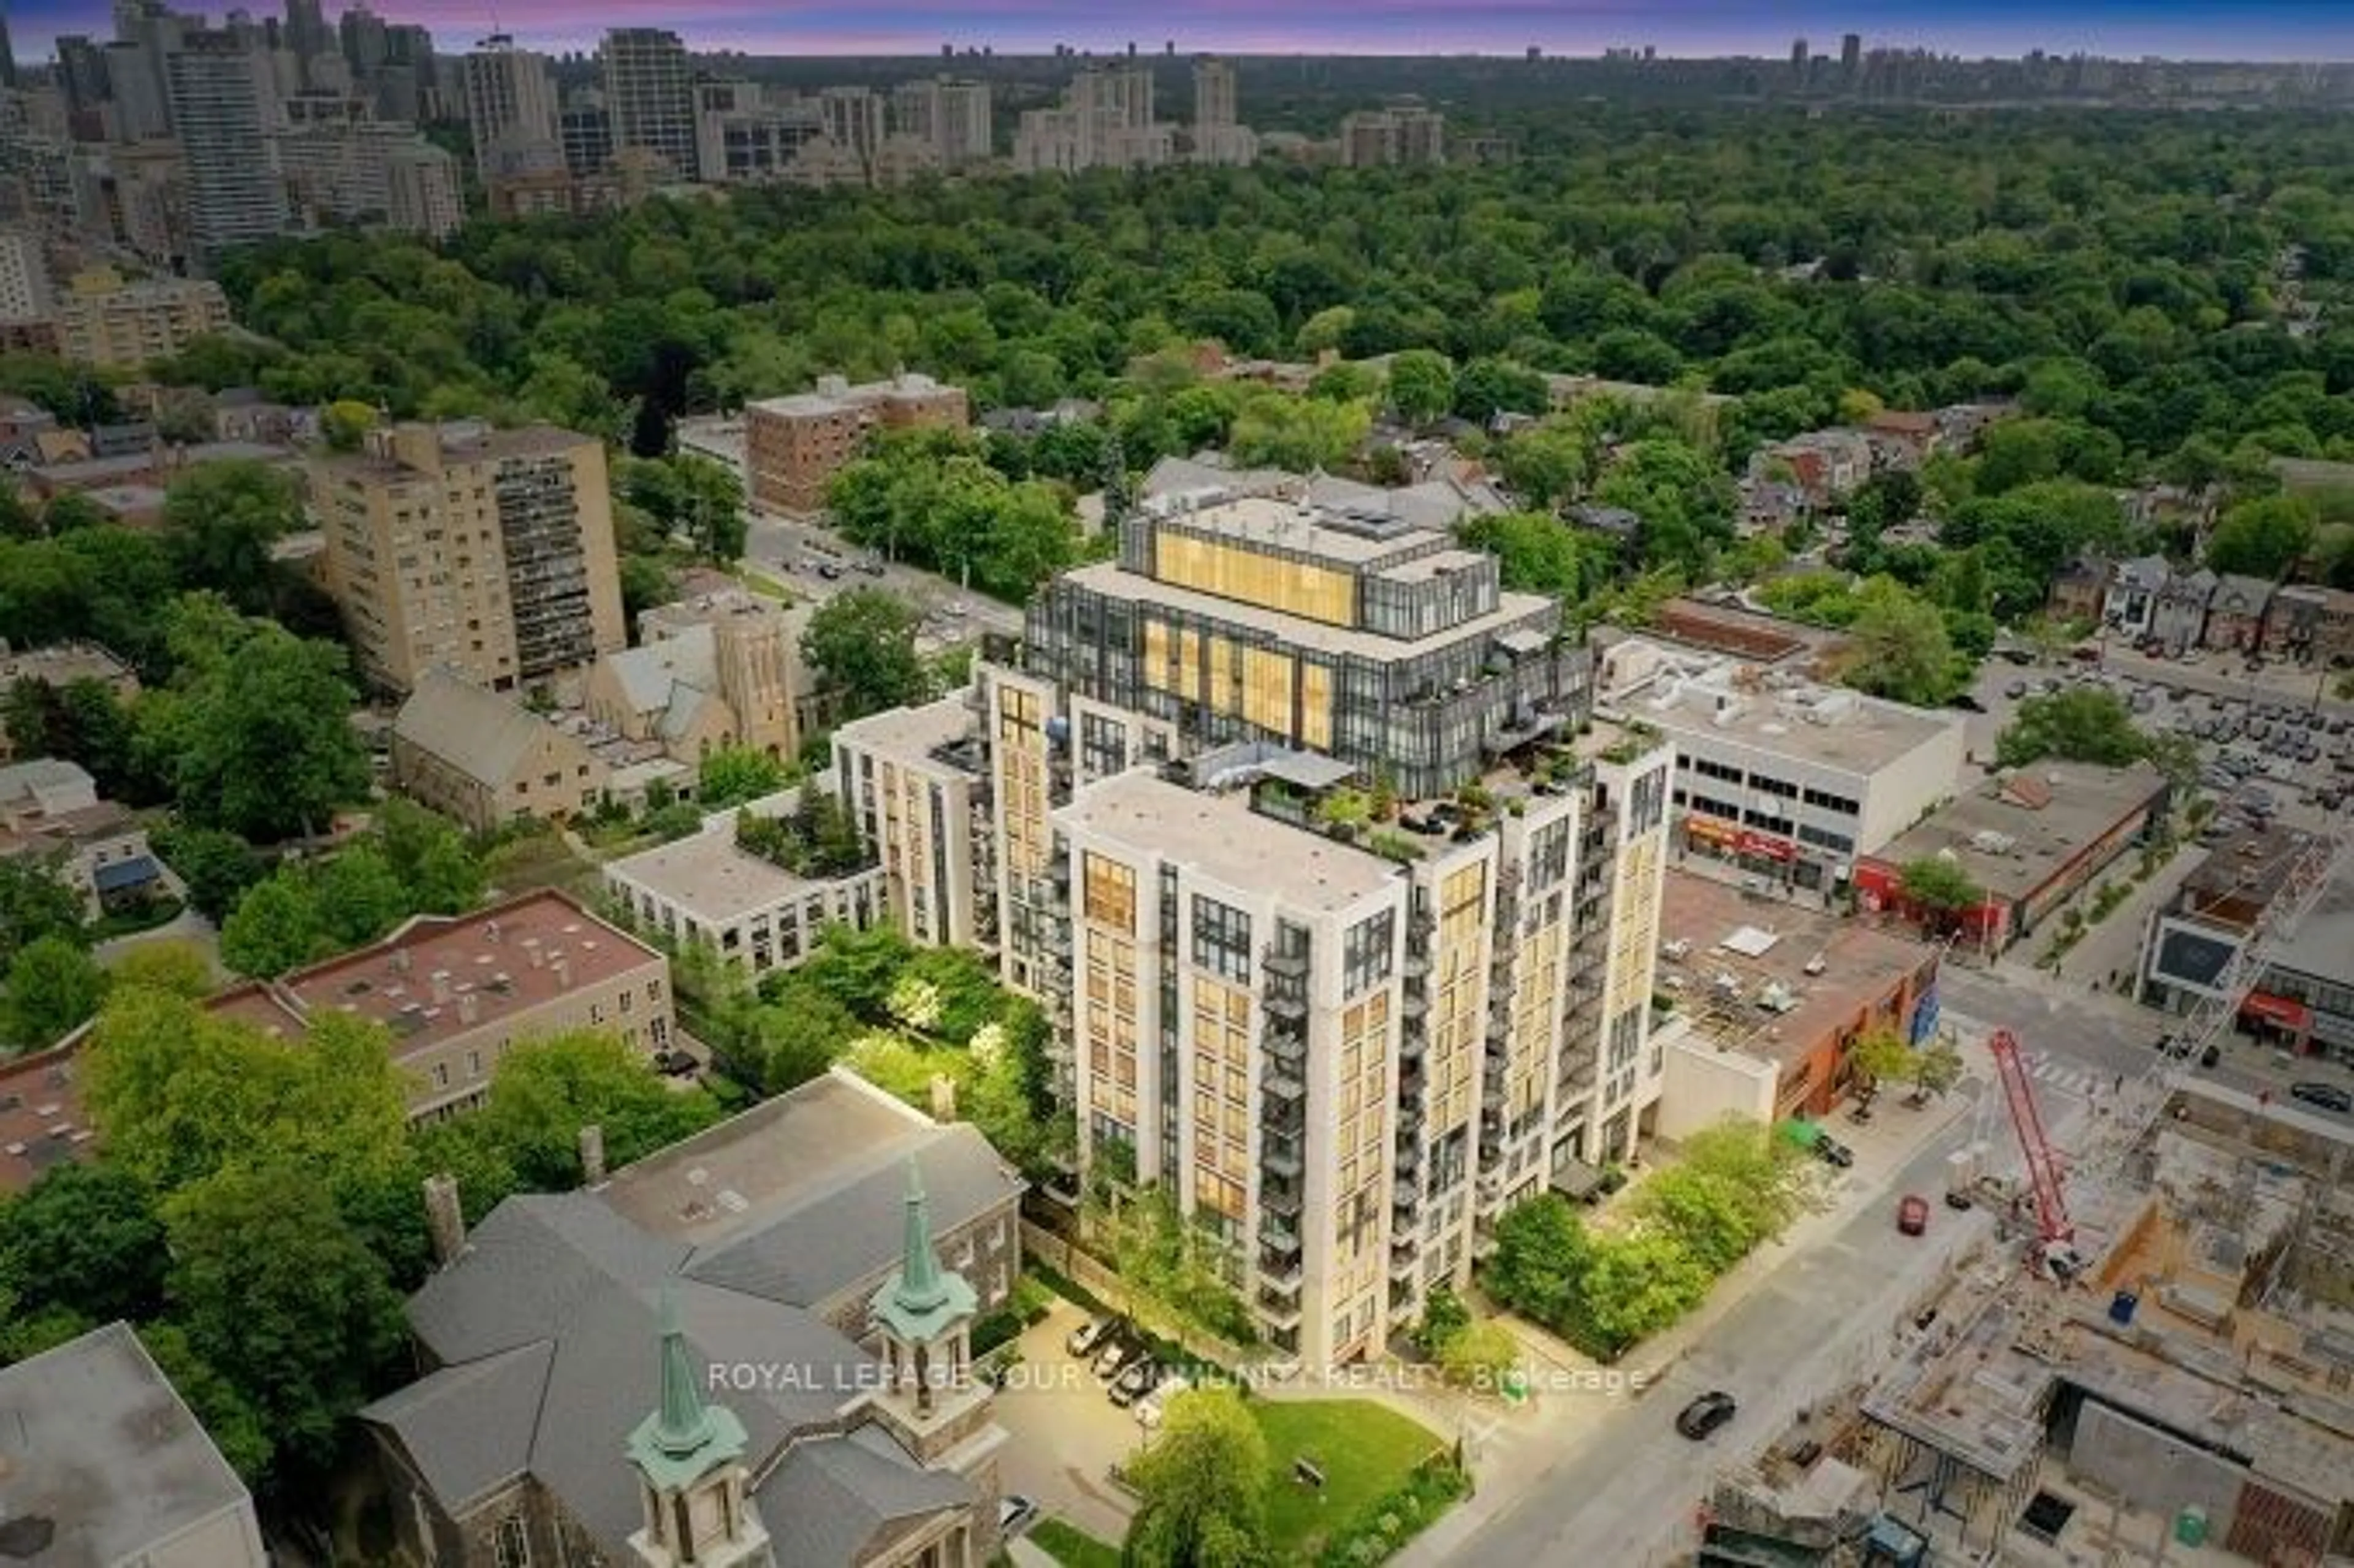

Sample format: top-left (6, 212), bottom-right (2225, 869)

top-left (1395, 1076), bottom-right (1986, 1566)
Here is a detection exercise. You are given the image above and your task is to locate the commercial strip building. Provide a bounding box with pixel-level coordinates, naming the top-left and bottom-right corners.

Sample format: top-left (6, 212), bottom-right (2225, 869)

top-left (601, 804), bottom-right (885, 979)
top-left (743, 372), bottom-right (969, 514)
top-left (2139, 824), bottom-right (2353, 1063)
top-left (0, 1322), bottom-right (267, 1566)
top-left (311, 421), bottom-right (627, 696)
top-left (1594, 634), bottom-right (1967, 894)
top-left (1857, 761), bottom-right (2173, 956)
top-left (1653, 869), bottom-right (1941, 1133)
top-left (360, 1068), bottom-right (1020, 1567)
top-left (1858, 1084), bottom-right (2354, 1565)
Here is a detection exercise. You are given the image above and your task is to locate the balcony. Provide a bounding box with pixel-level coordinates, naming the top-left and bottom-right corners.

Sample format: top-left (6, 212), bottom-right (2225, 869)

top-left (1258, 1215), bottom-right (1301, 1253)
top-left (1398, 1029), bottom-right (1427, 1065)
top-left (1265, 1029), bottom-right (1306, 1067)
top-left (1259, 1254), bottom-right (1303, 1291)
top-left (1267, 989), bottom-right (1307, 1021)
top-left (1263, 1137), bottom-right (1304, 1179)
top-left (1263, 1070), bottom-right (1305, 1103)
top-left (1392, 1137), bottom-right (1422, 1173)
top-left (1263, 948), bottom-right (1308, 978)
top-left (1261, 1180), bottom-right (1303, 1219)
top-left (1255, 1287), bottom-right (1305, 1326)
top-left (1401, 989), bottom-right (1430, 1021)
top-left (1392, 1178), bottom-right (1419, 1211)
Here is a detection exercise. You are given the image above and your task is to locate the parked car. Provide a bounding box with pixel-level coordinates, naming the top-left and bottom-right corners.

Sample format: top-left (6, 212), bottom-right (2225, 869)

top-left (1094, 1338), bottom-right (1145, 1379)
top-left (1897, 1194), bottom-right (1930, 1236)
top-left (818, 563), bottom-right (844, 580)
top-left (1813, 1136), bottom-right (1854, 1169)
top-left (860, 559), bottom-right (887, 576)
top-left (2003, 680), bottom-right (2028, 699)
top-left (1676, 1390), bottom-right (1739, 1440)
top-left (2290, 1083), bottom-right (2353, 1114)
top-left (1135, 1372), bottom-right (1190, 1429)
top-left (652, 1049), bottom-right (699, 1078)
top-left (1067, 1317), bottom-right (1118, 1358)
top-left (999, 1495), bottom-right (1040, 1539)
top-left (1109, 1357), bottom-right (1162, 1407)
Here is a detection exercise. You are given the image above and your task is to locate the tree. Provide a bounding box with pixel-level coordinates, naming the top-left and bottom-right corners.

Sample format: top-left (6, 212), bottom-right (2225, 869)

top-left (751, 980), bottom-right (861, 1092)
top-left (0, 1162), bottom-right (168, 1323)
top-left (1898, 857), bottom-right (1985, 925)
top-left (1124, 1385), bottom-right (1271, 1568)
top-left (161, 462), bottom-right (306, 614)
top-left (1414, 1282), bottom-right (1472, 1357)
top-left (1495, 423), bottom-right (1590, 510)
top-left (83, 990), bottom-right (411, 1197)
top-left (802, 590), bottom-right (929, 718)
top-left (370, 799), bottom-right (486, 915)
top-left (697, 745), bottom-right (788, 808)
top-left (1485, 1193), bottom-right (1594, 1332)
top-left (321, 399), bottom-right (378, 451)
top-left (153, 825), bottom-right (265, 924)
top-left (1439, 1320), bottom-right (1523, 1392)
top-left (161, 1160), bottom-right (408, 1474)
top-left (0, 855), bottom-right (85, 972)
top-left (1629, 1121), bottom-right (1813, 1272)
top-left (1840, 576), bottom-right (1964, 706)
top-left (143, 608), bottom-right (370, 842)
top-left (1452, 357), bottom-right (1549, 424)
top-left (1911, 1040), bottom-right (1966, 1101)
top-left (478, 1030), bottom-right (723, 1189)
top-left (1227, 389), bottom-right (1369, 472)
top-left (1846, 1026), bottom-right (1916, 1107)
top-left (107, 939), bottom-right (216, 1000)
top-left (1996, 688), bottom-right (2147, 769)
top-left (2, 933), bottom-right (109, 1049)
top-left (218, 872), bottom-right (325, 978)
top-left (1385, 349), bottom-right (1457, 425)
top-left (138, 1322), bottom-right (273, 1482)
top-left (2206, 495), bottom-right (2317, 579)
top-left (1575, 1230), bottom-right (1712, 1358)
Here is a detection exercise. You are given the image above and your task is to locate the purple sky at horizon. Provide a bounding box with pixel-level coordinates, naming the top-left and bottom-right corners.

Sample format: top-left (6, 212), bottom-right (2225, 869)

top-left (12, 1), bottom-right (2354, 64)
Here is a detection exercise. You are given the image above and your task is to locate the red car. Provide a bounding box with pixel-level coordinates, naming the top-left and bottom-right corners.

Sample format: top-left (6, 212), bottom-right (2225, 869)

top-left (1897, 1195), bottom-right (1929, 1236)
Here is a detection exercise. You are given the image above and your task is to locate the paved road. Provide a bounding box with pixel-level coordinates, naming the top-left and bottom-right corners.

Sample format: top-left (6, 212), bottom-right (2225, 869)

top-left (1417, 1075), bottom-right (2026, 1568)
top-left (1414, 978), bottom-right (2354, 1567)
top-left (742, 507), bottom-right (1024, 647)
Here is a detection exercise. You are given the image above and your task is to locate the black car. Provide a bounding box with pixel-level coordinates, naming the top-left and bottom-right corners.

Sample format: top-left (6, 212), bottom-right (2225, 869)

top-left (1109, 1357), bottom-right (1162, 1407)
top-left (1813, 1136), bottom-right (1854, 1169)
top-left (1067, 1317), bottom-right (1118, 1358)
top-left (818, 563), bottom-right (844, 580)
top-left (2290, 1083), bottom-right (2353, 1115)
top-left (1676, 1390), bottom-right (1739, 1440)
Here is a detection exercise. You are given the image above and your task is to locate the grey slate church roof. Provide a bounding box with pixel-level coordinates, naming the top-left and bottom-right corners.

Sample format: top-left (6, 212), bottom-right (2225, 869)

top-left (359, 1074), bottom-right (1023, 1564)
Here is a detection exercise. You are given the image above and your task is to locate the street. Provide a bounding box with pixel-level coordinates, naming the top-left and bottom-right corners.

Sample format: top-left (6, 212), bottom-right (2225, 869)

top-left (741, 505), bottom-right (1026, 646)
top-left (1409, 976), bottom-right (2354, 1567)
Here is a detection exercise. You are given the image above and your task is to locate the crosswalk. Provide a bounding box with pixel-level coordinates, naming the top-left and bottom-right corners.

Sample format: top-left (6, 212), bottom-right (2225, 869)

top-left (2014, 1049), bottom-right (2106, 1102)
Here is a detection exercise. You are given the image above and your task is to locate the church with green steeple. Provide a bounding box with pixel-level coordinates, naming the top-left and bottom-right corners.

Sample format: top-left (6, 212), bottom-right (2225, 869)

top-left (626, 1290), bottom-right (772, 1568)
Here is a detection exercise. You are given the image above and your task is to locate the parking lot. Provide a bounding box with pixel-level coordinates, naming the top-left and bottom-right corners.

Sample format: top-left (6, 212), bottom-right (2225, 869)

top-left (993, 1298), bottom-right (1154, 1545)
top-left (1973, 652), bottom-right (2354, 837)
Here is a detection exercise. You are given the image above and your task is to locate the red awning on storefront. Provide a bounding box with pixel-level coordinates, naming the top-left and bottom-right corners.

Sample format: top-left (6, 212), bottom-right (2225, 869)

top-left (1737, 830), bottom-right (1796, 862)
top-left (2241, 992), bottom-right (2313, 1033)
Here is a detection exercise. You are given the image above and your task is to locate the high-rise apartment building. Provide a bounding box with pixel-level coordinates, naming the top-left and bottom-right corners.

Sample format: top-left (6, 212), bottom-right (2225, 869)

top-left (164, 32), bottom-right (288, 259)
top-left (1841, 32), bottom-right (1864, 78)
top-left (311, 422), bottom-right (627, 696)
top-left (1022, 486), bottom-right (1582, 800)
top-left (891, 75), bottom-right (992, 167)
top-left (817, 85), bottom-right (886, 166)
top-left (834, 695), bottom-right (996, 951)
top-left (1338, 101), bottom-right (1445, 167)
top-left (383, 140), bottom-right (463, 238)
top-left (1188, 56), bottom-right (1256, 166)
top-left (282, 0), bottom-right (330, 82)
top-left (0, 229), bottom-right (53, 325)
top-left (600, 27), bottom-right (696, 179)
top-left (459, 36), bottom-right (562, 180)
top-left (53, 266), bottom-right (231, 368)
top-left (1013, 63), bottom-right (1173, 173)
top-left (560, 92), bottom-right (615, 176)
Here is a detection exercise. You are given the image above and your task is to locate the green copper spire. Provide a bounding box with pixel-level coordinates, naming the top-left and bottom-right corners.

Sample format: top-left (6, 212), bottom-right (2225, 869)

top-left (627, 1285), bottom-right (747, 1494)
top-left (894, 1159), bottom-right (950, 1315)
top-left (652, 1287), bottom-right (715, 1456)
top-left (869, 1156), bottom-right (977, 1347)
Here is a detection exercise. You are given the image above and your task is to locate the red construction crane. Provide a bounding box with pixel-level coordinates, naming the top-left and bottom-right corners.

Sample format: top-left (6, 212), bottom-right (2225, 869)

top-left (1987, 1029), bottom-right (2073, 1246)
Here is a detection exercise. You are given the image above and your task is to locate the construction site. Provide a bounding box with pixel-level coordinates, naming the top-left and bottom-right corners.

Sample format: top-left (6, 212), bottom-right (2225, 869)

top-left (1689, 831), bottom-right (2354, 1568)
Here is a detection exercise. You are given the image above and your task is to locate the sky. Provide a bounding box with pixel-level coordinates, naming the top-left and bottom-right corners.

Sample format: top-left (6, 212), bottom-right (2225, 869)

top-left (11, 0), bottom-right (2354, 63)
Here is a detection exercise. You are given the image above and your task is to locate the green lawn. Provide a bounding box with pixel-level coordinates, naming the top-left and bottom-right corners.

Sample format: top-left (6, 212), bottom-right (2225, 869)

top-left (1027, 1517), bottom-right (1121, 1568)
top-left (1252, 1399), bottom-right (1445, 1559)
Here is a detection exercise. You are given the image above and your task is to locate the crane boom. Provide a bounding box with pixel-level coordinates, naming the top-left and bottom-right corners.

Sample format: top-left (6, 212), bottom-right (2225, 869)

top-left (1987, 1029), bottom-right (2072, 1244)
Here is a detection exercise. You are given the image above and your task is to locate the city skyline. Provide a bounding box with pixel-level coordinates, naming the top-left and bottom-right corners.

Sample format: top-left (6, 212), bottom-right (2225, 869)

top-left (9, 1), bottom-right (2354, 64)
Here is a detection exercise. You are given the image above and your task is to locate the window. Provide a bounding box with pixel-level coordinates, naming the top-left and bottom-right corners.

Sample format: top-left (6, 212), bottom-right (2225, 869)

top-left (493, 1513), bottom-right (531, 1568)
top-left (432, 1062), bottom-right (450, 1089)
top-left (1753, 775), bottom-right (1798, 799)
top-left (619, 989), bottom-right (632, 1014)
top-left (1342, 910), bottom-right (1393, 997)
top-left (1190, 894), bottom-right (1252, 983)
top-left (1083, 853), bottom-right (1138, 932)
top-left (1802, 786), bottom-right (1859, 817)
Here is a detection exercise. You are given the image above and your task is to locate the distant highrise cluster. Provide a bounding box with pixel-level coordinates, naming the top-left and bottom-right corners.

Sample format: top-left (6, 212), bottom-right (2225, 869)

top-left (1338, 97), bottom-right (1446, 167)
top-left (0, 0), bottom-right (459, 284)
top-left (1014, 56), bottom-right (1259, 173)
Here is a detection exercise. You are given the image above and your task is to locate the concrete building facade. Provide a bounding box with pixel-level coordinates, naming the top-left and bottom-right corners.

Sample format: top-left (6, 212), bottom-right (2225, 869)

top-left (458, 36), bottom-right (562, 179)
top-left (599, 27), bottom-right (695, 179)
top-left (602, 807), bottom-right (885, 979)
top-left (313, 421), bottom-right (627, 696)
top-left (53, 267), bottom-right (231, 368)
top-left (834, 695), bottom-right (994, 952)
top-left (1593, 634), bottom-right (1967, 894)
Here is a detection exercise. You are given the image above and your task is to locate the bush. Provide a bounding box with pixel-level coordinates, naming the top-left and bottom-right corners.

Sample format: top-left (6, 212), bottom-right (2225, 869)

top-left (1312, 1454), bottom-right (1468, 1568)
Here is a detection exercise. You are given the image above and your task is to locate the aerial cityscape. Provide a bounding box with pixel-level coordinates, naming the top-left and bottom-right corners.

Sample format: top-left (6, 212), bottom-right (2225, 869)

top-left (1, 4), bottom-right (2353, 1568)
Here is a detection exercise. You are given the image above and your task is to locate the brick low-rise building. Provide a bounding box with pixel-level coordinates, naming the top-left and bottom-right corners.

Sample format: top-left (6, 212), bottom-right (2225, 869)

top-left (2265, 583), bottom-right (2354, 668)
top-left (744, 373), bottom-right (969, 514)
top-left (391, 668), bottom-right (610, 834)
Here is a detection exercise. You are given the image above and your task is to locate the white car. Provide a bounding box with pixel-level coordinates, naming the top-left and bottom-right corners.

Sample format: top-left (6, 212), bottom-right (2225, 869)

top-left (1135, 1372), bottom-right (1190, 1429)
